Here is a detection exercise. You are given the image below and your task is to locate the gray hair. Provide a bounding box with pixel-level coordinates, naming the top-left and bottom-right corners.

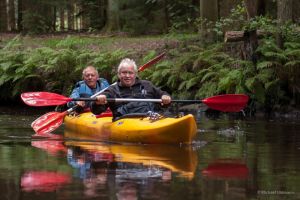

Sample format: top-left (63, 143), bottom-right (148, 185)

top-left (117, 58), bottom-right (138, 73)
top-left (82, 66), bottom-right (98, 77)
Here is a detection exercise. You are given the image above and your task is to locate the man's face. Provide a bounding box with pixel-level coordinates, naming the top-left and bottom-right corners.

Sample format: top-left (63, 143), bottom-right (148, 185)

top-left (118, 65), bottom-right (136, 87)
top-left (83, 68), bottom-right (99, 88)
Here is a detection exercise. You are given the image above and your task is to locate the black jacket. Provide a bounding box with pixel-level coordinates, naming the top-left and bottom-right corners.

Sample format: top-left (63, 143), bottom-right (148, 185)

top-left (90, 78), bottom-right (169, 120)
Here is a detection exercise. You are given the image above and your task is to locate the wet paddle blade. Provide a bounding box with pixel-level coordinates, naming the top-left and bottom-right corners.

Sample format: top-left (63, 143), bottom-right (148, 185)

top-left (202, 94), bottom-right (249, 112)
top-left (21, 171), bottom-right (71, 192)
top-left (31, 111), bottom-right (67, 135)
top-left (202, 161), bottom-right (249, 179)
top-left (21, 92), bottom-right (71, 106)
top-left (138, 52), bottom-right (165, 72)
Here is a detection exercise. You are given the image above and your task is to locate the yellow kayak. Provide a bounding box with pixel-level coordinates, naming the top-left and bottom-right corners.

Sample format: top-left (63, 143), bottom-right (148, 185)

top-left (64, 112), bottom-right (197, 144)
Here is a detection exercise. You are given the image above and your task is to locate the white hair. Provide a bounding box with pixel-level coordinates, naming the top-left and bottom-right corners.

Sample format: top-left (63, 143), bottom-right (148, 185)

top-left (82, 66), bottom-right (98, 77)
top-left (117, 58), bottom-right (138, 73)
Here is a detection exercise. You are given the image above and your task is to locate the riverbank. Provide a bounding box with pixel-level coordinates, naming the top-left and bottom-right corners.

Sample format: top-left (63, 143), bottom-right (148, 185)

top-left (1, 33), bottom-right (299, 117)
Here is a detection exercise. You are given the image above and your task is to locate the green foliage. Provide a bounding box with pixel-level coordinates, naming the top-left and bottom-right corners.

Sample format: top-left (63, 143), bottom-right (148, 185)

top-left (141, 43), bottom-right (252, 100)
top-left (254, 27), bottom-right (300, 108)
top-left (195, 2), bottom-right (247, 42)
top-left (138, 22), bottom-right (300, 112)
top-left (0, 38), bottom-right (28, 99)
top-left (167, 1), bottom-right (199, 33)
top-left (0, 36), bottom-right (129, 101)
top-left (90, 49), bottom-right (128, 83)
top-left (213, 4), bottom-right (247, 36)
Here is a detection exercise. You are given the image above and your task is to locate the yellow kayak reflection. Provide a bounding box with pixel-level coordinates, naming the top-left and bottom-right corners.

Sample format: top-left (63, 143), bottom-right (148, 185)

top-left (65, 138), bottom-right (198, 180)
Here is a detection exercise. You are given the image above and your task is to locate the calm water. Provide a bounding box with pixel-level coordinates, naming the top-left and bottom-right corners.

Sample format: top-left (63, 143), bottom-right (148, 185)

top-left (0, 109), bottom-right (299, 200)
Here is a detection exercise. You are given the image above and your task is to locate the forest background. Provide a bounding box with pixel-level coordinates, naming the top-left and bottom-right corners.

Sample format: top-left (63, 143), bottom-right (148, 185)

top-left (0, 0), bottom-right (300, 117)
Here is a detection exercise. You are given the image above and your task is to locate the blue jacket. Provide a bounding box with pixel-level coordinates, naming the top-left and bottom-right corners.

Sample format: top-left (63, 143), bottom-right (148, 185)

top-left (67, 78), bottom-right (109, 108)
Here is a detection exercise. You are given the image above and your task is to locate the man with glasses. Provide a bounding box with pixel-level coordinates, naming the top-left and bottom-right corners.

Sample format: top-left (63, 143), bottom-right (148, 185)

top-left (91, 58), bottom-right (171, 120)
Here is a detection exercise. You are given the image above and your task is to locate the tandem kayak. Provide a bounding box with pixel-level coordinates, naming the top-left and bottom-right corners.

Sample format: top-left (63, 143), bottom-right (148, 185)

top-left (64, 112), bottom-right (197, 144)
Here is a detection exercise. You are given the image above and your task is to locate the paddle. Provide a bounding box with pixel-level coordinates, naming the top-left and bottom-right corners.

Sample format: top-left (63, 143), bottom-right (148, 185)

top-left (23, 92), bottom-right (249, 112)
top-left (28, 52), bottom-right (166, 135)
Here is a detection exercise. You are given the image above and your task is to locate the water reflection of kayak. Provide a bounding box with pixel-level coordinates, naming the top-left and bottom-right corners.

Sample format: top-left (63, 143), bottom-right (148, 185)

top-left (64, 112), bottom-right (197, 144)
top-left (30, 137), bottom-right (198, 180)
top-left (65, 141), bottom-right (198, 179)
top-left (31, 137), bottom-right (67, 155)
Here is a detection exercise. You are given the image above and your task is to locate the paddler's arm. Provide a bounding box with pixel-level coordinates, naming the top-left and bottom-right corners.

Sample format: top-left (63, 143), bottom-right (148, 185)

top-left (151, 83), bottom-right (171, 106)
top-left (90, 94), bottom-right (108, 115)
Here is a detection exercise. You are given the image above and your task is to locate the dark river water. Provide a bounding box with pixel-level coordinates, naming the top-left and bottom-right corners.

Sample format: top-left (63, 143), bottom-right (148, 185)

top-left (0, 108), bottom-right (299, 200)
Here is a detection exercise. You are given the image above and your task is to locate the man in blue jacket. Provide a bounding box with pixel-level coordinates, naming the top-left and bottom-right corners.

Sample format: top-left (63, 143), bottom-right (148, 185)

top-left (67, 66), bottom-right (109, 112)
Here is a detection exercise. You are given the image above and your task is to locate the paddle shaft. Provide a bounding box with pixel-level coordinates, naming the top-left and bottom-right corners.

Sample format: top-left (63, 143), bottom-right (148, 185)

top-left (69, 97), bottom-right (200, 104)
top-left (23, 91), bottom-right (248, 112)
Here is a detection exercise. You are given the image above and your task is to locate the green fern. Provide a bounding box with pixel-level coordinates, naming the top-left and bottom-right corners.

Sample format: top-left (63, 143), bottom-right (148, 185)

top-left (257, 61), bottom-right (281, 69)
top-left (186, 76), bottom-right (202, 90)
top-left (285, 60), bottom-right (300, 67)
top-left (200, 71), bottom-right (218, 83)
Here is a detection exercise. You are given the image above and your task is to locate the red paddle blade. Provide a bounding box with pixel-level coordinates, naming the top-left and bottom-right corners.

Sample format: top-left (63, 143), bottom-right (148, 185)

top-left (21, 92), bottom-right (71, 106)
top-left (202, 94), bottom-right (249, 112)
top-left (202, 160), bottom-right (249, 179)
top-left (138, 52), bottom-right (165, 72)
top-left (21, 171), bottom-right (71, 192)
top-left (31, 111), bottom-right (67, 135)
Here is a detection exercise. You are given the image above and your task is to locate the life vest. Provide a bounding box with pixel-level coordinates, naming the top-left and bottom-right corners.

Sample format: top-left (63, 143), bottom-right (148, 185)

top-left (76, 78), bottom-right (109, 97)
top-left (67, 78), bottom-right (109, 109)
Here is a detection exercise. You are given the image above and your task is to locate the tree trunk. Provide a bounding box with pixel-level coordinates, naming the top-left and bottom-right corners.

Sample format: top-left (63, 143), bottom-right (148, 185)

top-left (8, 0), bottom-right (16, 31)
top-left (0, 0), bottom-right (7, 32)
top-left (98, 0), bottom-right (106, 29)
top-left (17, 0), bottom-right (23, 31)
top-left (80, 4), bottom-right (88, 30)
top-left (60, 8), bottom-right (65, 31)
top-left (18, 0), bottom-right (34, 33)
top-left (53, 6), bottom-right (57, 31)
top-left (199, 0), bottom-right (218, 42)
top-left (244, 0), bottom-right (259, 18)
top-left (243, 0), bottom-right (260, 65)
top-left (40, 3), bottom-right (56, 32)
top-left (276, 0), bottom-right (293, 48)
top-left (224, 30), bottom-right (268, 42)
top-left (67, 2), bottom-right (74, 30)
top-left (162, 0), bottom-right (170, 33)
top-left (200, 0), bottom-right (218, 21)
top-left (292, 0), bottom-right (300, 22)
top-left (104, 0), bottom-right (120, 33)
